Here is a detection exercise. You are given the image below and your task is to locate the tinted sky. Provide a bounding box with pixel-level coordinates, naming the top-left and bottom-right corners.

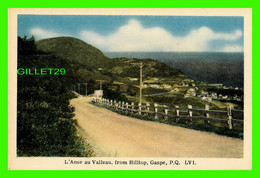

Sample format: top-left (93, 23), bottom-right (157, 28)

top-left (18, 15), bottom-right (244, 52)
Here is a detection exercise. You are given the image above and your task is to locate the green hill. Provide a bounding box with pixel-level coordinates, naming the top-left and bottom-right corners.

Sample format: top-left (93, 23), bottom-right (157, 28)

top-left (36, 36), bottom-right (109, 70)
top-left (36, 37), bottom-right (183, 81)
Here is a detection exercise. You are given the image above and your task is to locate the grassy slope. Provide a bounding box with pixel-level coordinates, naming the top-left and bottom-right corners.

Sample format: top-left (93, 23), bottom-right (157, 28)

top-left (36, 36), bottom-right (185, 84)
top-left (36, 37), bottom-right (240, 110)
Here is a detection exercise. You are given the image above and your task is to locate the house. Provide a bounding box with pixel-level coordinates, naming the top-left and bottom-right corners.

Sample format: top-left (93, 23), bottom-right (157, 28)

top-left (206, 97), bottom-right (212, 102)
top-left (222, 95), bottom-right (228, 99)
top-left (190, 92), bottom-right (196, 97)
top-left (173, 88), bottom-right (179, 92)
top-left (129, 78), bottom-right (138, 81)
top-left (150, 84), bottom-right (161, 88)
top-left (201, 90), bottom-right (208, 96)
top-left (163, 84), bottom-right (172, 89)
top-left (152, 78), bottom-right (159, 81)
top-left (209, 83), bottom-right (223, 87)
top-left (211, 93), bottom-right (218, 99)
top-left (189, 88), bottom-right (195, 92)
top-left (235, 98), bottom-right (241, 101)
top-left (202, 96), bottom-right (212, 101)
top-left (184, 94), bottom-right (190, 98)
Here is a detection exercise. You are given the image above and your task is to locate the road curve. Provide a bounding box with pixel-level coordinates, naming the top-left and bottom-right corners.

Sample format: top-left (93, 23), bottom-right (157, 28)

top-left (70, 97), bottom-right (243, 157)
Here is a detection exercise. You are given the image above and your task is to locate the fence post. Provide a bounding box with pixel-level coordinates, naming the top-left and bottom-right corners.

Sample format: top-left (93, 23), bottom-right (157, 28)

top-left (146, 103), bottom-right (150, 116)
top-left (138, 103), bottom-right (142, 115)
top-left (131, 102), bottom-right (135, 113)
top-left (164, 105), bottom-right (169, 121)
top-left (204, 104), bottom-right (210, 125)
top-left (122, 101), bottom-right (125, 111)
top-left (112, 100), bottom-right (115, 109)
top-left (175, 105), bottom-right (180, 122)
top-left (126, 102), bottom-right (129, 112)
top-left (227, 104), bottom-right (234, 129)
top-left (188, 105), bottom-right (193, 122)
top-left (154, 103), bottom-right (158, 120)
top-left (119, 101), bottom-right (122, 110)
top-left (114, 100), bottom-right (118, 110)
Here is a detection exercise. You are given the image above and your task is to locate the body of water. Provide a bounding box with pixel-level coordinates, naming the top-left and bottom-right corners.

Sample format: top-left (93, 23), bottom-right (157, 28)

top-left (104, 52), bottom-right (244, 88)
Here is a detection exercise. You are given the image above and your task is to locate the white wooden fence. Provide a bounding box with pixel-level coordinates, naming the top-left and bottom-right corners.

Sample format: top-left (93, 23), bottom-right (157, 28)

top-left (91, 98), bottom-right (244, 130)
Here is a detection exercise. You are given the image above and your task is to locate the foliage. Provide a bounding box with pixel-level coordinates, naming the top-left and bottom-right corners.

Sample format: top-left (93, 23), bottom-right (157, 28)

top-left (17, 36), bottom-right (92, 156)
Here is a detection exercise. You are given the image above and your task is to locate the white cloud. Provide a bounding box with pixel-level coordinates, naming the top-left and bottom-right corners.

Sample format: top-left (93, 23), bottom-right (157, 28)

top-left (222, 45), bottom-right (243, 52)
top-left (30, 27), bottom-right (66, 39)
top-left (30, 20), bottom-right (243, 52)
top-left (80, 19), bottom-right (243, 52)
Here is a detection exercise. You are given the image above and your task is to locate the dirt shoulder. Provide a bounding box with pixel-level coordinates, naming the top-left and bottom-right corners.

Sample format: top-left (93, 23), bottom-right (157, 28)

top-left (70, 97), bottom-right (243, 157)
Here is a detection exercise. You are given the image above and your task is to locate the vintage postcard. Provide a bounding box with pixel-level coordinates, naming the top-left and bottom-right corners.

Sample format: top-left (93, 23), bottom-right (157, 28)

top-left (8, 8), bottom-right (252, 170)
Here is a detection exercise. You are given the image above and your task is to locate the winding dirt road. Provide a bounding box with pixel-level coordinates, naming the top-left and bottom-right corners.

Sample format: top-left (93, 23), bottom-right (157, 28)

top-left (70, 97), bottom-right (243, 157)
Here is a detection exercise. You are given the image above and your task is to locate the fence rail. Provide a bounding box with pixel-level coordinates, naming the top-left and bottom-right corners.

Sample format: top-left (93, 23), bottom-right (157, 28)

top-left (91, 98), bottom-right (244, 130)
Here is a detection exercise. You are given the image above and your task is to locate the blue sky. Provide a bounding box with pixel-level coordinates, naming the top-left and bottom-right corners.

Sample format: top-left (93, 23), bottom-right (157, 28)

top-left (18, 15), bottom-right (244, 52)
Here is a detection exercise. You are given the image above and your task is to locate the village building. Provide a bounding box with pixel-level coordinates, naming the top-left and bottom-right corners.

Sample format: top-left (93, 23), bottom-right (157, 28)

top-left (222, 95), bottom-right (228, 99)
top-left (190, 92), bottom-right (196, 97)
top-left (129, 77), bottom-right (138, 81)
top-left (211, 92), bottom-right (218, 99)
top-left (173, 88), bottom-right (179, 92)
top-left (150, 84), bottom-right (161, 88)
top-left (201, 96), bottom-right (207, 100)
top-left (151, 78), bottom-right (159, 81)
top-left (184, 93), bottom-right (190, 98)
top-left (189, 88), bottom-right (195, 92)
top-left (206, 97), bottom-right (212, 102)
top-left (163, 84), bottom-right (172, 89)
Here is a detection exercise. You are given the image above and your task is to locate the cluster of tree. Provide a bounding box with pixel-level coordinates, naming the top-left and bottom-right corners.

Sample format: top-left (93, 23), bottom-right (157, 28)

top-left (17, 36), bottom-right (129, 156)
top-left (17, 36), bottom-right (88, 156)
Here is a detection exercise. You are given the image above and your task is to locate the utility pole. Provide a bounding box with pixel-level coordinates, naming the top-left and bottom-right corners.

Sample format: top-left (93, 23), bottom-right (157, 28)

top-left (140, 62), bottom-right (143, 105)
top-left (96, 80), bottom-right (105, 90)
top-left (84, 83), bottom-right (88, 96)
top-left (77, 83), bottom-right (80, 93)
top-left (132, 62), bottom-right (144, 105)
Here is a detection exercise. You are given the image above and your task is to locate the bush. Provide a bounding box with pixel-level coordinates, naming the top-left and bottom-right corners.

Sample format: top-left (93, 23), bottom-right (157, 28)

top-left (17, 36), bottom-right (92, 156)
